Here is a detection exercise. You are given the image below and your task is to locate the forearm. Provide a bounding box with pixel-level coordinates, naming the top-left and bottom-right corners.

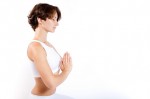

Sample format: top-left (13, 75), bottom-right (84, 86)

top-left (46, 52), bottom-right (72, 89)
top-left (53, 71), bottom-right (70, 87)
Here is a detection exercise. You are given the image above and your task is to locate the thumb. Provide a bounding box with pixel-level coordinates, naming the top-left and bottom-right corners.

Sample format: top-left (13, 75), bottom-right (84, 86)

top-left (59, 60), bottom-right (64, 70)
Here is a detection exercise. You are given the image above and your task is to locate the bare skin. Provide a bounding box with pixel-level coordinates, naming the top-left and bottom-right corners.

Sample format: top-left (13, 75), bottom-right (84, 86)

top-left (31, 78), bottom-right (56, 96)
top-left (27, 12), bottom-right (72, 96)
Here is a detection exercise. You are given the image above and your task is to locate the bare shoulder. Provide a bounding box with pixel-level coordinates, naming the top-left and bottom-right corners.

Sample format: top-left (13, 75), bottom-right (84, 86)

top-left (27, 42), bottom-right (45, 61)
top-left (28, 42), bottom-right (42, 53)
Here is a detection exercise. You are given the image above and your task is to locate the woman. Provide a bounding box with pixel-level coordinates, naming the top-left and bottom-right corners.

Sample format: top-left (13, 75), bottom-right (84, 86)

top-left (27, 3), bottom-right (73, 99)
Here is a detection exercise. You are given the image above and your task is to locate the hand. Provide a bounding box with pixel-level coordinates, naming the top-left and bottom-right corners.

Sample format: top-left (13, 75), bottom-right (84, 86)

top-left (60, 52), bottom-right (72, 73)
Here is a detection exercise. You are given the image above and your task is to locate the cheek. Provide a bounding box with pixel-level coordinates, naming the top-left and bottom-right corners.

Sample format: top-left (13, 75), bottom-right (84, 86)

top-left (43, 22), bottom-right (50, 28)
top-left (46, 21), bottom-right (52, 27)
top-left (45, 23), bottom-right (54, 31)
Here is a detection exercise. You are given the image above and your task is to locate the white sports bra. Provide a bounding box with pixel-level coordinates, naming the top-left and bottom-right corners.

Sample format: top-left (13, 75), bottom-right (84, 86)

top-left (29, 40), bottom-right (61, 77)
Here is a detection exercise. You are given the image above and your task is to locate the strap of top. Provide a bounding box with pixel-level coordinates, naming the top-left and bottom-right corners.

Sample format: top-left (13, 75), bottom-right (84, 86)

top-left (31, 39), bottom-right (46, 46)
top-left (31, 40), bottom-right (43, 43)
top-left (31, 39), bottom-right (62, 58)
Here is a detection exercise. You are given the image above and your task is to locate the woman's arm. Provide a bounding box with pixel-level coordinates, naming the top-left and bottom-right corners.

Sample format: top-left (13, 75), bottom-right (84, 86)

top-left (52, 52), bottom-right (72, 86)
top-left (27, 42), bottom-right (72, 90)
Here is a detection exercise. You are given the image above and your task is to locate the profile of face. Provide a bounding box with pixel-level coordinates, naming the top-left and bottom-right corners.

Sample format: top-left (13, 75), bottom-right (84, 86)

top-left (28, 3), bottom-right (61, 32)
top-left (38, 12), bottom-right (58, 33)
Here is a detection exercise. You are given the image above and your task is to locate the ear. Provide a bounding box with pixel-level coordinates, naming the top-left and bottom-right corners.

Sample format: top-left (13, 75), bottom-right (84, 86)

top-left (37, 17), bottom-right (42, 24)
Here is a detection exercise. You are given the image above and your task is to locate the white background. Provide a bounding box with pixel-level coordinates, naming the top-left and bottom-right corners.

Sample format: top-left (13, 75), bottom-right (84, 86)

top-left (0, 0), bottom-right (150, 99)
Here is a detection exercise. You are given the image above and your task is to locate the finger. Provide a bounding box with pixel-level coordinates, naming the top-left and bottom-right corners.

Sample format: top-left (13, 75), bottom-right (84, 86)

top-left (66, 52), bottom-right (68, 63)
top-left (68, 53), bottom-right (71, 63)
top-left (65, 52), bottom-right (69, 63)
top-left (63, 53), bottom-right (66, 61)
top-left (59, 60), bottom-right (63, 67)
top-left (69, 56), bottom-right (72, 62)
top-left (60, 61), bottom-right (64, 70)
top-left (59, 60), bottom-right (62, 65)
top-left (69, 56), bottom-right (72, 66)
top-left (62, 53), bottom-right (66, 65)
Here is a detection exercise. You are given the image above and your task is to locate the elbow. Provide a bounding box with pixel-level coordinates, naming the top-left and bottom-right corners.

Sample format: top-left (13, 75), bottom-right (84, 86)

top-left (40, 73), bottom-right (57, 92)
top-left (51, 88), bottom-right (56, 94)
top-left (47, 84), bottom-right (56, 94)
top-left (40, 75), bottom-right (56, 89)
top-left (42, 84), bottom-right (56, 95)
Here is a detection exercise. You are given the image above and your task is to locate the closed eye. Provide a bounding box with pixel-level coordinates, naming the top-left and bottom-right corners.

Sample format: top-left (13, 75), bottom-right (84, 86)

top-left (53, 18), bottom-right (57, 22)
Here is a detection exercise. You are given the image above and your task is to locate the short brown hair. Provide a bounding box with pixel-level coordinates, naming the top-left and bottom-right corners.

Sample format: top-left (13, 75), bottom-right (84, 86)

top-left (28, 3), bottom-right (61, 31)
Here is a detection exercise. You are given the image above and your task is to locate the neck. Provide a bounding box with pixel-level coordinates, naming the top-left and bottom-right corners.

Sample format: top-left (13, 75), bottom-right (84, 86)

top-left (34, 27), bottom-right (48, 43)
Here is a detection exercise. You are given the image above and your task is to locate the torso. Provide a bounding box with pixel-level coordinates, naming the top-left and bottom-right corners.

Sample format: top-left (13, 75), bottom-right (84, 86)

top-left (28, 40), bottom-right (61, 96)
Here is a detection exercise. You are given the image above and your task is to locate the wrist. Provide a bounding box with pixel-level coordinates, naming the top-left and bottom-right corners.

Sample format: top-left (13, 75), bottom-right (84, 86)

top-left (62, 70), bottom-right (70, 75)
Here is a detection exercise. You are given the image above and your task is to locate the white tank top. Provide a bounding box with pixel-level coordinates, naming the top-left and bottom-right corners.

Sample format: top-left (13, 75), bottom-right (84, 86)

top-left (29, 40), bottom-right (61, 77)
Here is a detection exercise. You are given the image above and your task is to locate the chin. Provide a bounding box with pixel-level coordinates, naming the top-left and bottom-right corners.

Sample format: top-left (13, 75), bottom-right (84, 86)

top-left (51, 31), bottom-right (55, 33)
top-left (49, 30), bottom-right (55, 33)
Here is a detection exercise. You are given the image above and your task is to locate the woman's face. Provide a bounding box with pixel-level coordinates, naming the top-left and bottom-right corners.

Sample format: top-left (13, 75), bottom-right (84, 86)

top-left (42, 12), bottom-right (58, 33)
